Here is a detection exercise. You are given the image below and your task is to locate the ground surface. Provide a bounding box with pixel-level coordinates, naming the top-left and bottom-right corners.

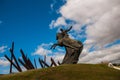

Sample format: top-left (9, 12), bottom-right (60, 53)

top-left (0, 64), bottom-right (120, 80)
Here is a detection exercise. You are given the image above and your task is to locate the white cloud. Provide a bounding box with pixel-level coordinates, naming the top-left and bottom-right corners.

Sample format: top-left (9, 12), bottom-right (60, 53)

top-left (20, 65), bottom-right (27, 72)
top-left (0, 57), bottom-right (10, 66)
top-left (49, 17), bottom-right (67, 29)
top-left (33, 43), bottom-right (66, 64)
top-left (33, 43), bottom-right (52, 56)
top-left (0, 45), bottom-right (8, 53)
top-left (59, 0), bottom-right (120, 24)
top-left (34, 47), bottom-right (52, 56)
top-left (50, 52), bottom-right (65, 63)
top-left (50, 0), bottom-right (120, 46)
top-left (86, 5), bottom-right (120, 47)
top-left (79, 44), bottom-right (120, 64)
top-left (44, 52), bottom-right (65, 65)
top-left (49, 20), bottom-right (56, 29)
top-left (53, 48), bottom-right (65, 63)
top-left (49, 0), bottom-right (120, 64)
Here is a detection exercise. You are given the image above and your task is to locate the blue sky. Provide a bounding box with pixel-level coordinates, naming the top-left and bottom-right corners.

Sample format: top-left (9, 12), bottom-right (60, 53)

top-left (0, 0), bottom-right (120, 74)
top-left (0, 0), bottom-right (57, 47)
top-left (0, 0), bottom-right (66, 74)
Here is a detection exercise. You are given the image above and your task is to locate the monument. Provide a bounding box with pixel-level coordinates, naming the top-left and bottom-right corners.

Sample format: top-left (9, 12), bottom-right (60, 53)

top-left (51, 26), bottom-right (83, 64)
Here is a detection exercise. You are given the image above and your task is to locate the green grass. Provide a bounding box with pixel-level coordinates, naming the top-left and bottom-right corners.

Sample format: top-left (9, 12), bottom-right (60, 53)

top-left (0, 64), bottom-right (120, 80)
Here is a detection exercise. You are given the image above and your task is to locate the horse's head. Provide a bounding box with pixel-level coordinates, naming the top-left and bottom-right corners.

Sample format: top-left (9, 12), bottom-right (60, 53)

top-left (56, 33), bottom-right (64, 40)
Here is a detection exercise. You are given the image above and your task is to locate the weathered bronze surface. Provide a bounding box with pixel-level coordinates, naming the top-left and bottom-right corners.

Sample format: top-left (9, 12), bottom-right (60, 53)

top-left (51, 26), bottom-right (83, 64)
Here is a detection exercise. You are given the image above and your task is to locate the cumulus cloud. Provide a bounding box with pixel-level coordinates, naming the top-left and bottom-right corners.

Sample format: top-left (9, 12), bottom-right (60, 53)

top-left (0, 45), bottom-right (8, 53)
top-left (0, 57), bottom-right (10, 66)
top-left (44, 52), bottom-right (65, 64)
top-left (49, 0), bottom-right (120, 63)
top-left (59, 0), bottom-right (120, 23)
top-left (79, 44), bottom-right (120, 64)
top-left (86, 5), bottom-right (120, 47)
top-left (33, 43), bottom-right (53, 56)
top-left (49, 17), bottom-right (67, 29)
top-left (50, 52), bottom-right (65, 63)
top-left (50, 0), bottom-right (120, 46)
top-left (33, 43), bottom-right (65, 64)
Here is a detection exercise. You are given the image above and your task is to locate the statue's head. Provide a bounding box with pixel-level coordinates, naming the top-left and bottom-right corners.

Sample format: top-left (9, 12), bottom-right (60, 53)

top-left (56, 33), bottom-right (64, 40)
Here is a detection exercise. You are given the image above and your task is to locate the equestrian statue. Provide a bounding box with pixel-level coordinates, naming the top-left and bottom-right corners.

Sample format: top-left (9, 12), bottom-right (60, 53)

top-left (51, 26), bottom-right (83, 64)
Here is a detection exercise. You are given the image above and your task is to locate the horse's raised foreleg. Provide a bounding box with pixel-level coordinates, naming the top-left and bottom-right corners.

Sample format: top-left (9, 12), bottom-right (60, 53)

top-left (50, 43), bottom-right (59, 49)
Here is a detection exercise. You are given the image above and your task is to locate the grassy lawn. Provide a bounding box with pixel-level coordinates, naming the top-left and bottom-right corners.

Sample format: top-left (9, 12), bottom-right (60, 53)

top-left (0, 64), bottom-right (120, 80)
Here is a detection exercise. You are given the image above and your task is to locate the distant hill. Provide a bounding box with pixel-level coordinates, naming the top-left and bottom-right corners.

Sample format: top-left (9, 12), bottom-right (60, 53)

top-left (0, 64), bottom-right (120, 80)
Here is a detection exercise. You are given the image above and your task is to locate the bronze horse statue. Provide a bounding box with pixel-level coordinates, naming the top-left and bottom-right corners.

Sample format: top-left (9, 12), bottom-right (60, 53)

top-left (51, 26), bottom-right (83, 64)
